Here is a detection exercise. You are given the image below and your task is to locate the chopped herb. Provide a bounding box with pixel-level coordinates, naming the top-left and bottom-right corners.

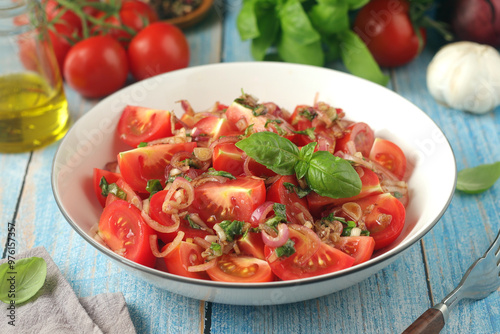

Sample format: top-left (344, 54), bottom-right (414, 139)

top-left (146, 179), bottom-right (163, 198)
top-left (265, 118), bottom-right (283, 128)
top-left (360, 230), bottom-right (370, 236)
top-left (218, 220), bottom-right (245, 242)
top-left (299, 108), bottom-right (317, 121)
top-left (392, 191), bottom-right (402, 199)
top-left (283, 182), bottom-right (311, 198)
top-left (167, 174), bottom-right (193, 183)
top-left (180, 158), bottom-right (200, 168)
top-left (293, 127), bottom-right (316, 140)
top-left (206, 168), bottom-right (236, 180)
top-left (137, 142), bottom-right (148, 148)
top-left (275, 239), bottom-right (296, 258)
top-left (243, 124), bottom-right (255, 137)
top-left (185, 214), bottom-right (201, 229)
top-left (99, 177), bottom-right (126, 200)
top-left (210, 242), bottom-right (222, 255)
top-left (341, 220), bottom-right (357, 236)
top-left (251, 105), bottom-right (267, 116)
top-left (265, 203), bottom-right (288, 230)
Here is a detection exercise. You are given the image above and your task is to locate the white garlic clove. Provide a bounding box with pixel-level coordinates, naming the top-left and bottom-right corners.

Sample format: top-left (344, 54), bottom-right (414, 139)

top-left (426, 41), bottom-right (500, 114)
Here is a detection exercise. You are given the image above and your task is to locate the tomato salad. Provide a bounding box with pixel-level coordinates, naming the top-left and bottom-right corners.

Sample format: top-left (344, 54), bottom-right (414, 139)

top-left (93, 93), bottom-right (409, 282)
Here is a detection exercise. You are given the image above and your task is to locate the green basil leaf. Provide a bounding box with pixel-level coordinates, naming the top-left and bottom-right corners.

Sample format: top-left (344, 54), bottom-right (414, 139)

top-left (456, 161), bottom-right (500, 194)
top-left (236, 132), bottom-right (300, 175)
top-left (306, 150), bottom-right (362, 198)
top-left (338, 30), bottom-right (389, 86)
top-left (0, 257), bottom-right (47, 304)
top-left (237, 0), bottom-right (260, 40)
top-left (295, 161), bottom-right (309, 180)
top-left (344, 0), bottom-right (370, 10)
top-left (278, 34), bottom-right (325, 66)
top-left (251, 3), bottom-right (280, 60)
top-left (308, 3), bottom-right (349, 35)
top-left (277, 0), bottom-right (324, 65)
top-left (278, 0), bottom-right (321, 46)
top-left (299, 142), bottom-right (316, 162)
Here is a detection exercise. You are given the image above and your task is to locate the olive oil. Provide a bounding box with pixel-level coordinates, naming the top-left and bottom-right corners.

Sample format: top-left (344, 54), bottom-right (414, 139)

top-left (0, 72), bottom-right (70, 153)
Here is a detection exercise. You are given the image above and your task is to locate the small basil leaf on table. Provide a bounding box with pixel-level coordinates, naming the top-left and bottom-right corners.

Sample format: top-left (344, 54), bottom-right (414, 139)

top-left (306, 151), bottom-right (362, 198)
top-left (0, 257), bottom-right (47, 304)
top-left (456, 161), bottom-right (500, 194)
top-left (236, 131), bottom-right (300, 175)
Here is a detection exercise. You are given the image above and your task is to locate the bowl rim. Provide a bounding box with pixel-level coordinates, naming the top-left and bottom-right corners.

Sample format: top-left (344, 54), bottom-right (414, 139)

top-left (51, 61), bottom-right (457, 290)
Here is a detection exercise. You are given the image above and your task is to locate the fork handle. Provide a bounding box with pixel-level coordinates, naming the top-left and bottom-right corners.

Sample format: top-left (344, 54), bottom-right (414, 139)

top-left (402, 308), bottom-right (445, 334)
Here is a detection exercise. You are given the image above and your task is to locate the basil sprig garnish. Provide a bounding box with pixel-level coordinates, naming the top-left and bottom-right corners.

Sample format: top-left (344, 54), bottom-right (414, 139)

top-left (236, 132), bottom-right (361, 198)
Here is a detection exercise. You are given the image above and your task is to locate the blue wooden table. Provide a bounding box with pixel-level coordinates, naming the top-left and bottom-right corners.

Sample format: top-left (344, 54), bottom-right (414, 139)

top-left (2, 2), bottom-right (499, 333)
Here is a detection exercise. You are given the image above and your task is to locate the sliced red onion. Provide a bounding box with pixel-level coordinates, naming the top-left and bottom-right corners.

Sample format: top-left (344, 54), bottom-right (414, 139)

top-left (288, 224), bottom-right (321, 266)
top-left (150, 231), bottom-right (185, 258)
top-left (250, 201), bottom-right (275, 227)
top-left (142, 211), bottom-right (180, 233)
top-left (187, 258), bottom-right (216, 272)
top-left (261, 223), bottom-right (290, 248)
top-left (162, 177), bottom-right (195, 213)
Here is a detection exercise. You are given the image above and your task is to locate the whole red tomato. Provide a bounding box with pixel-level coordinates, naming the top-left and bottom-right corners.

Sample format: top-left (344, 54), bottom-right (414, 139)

top-left (353, 0), bottom-right (426, 67)
top-left (93, 0), bottom-right (158, 47)
top-left (63, 36), bottom-right (129, 98)
top-left (120, 0), bottom-right (158, 32)
top-left (127, 22), bottom-right (190, 81)
top-left (43, 0), bottom-right (82, 35)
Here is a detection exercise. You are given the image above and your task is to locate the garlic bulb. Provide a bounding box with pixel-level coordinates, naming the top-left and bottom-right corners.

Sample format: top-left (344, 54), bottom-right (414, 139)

top-left (426, 41), bottom-right (500, 114)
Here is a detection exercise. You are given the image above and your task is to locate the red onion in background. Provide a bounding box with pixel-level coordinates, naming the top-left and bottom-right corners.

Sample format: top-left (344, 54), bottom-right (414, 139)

top-left (450, 0), bottom-right (500, 47)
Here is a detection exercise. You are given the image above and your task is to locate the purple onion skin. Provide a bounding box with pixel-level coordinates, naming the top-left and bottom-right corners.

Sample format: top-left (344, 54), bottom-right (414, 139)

top-left (451, 0), bottom-right (500, 47)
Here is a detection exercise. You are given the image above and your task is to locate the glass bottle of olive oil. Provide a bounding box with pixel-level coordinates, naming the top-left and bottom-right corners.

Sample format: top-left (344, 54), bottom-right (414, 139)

top-left (0, 0), bottom-right (70, 153)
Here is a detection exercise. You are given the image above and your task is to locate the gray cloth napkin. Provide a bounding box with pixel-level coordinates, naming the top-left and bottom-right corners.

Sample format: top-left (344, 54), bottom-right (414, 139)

top-left (0, 247), bottom-right (136, 334)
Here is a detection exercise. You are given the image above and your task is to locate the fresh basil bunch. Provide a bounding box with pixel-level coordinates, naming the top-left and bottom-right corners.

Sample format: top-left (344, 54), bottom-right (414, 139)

top-left (237, 0), bottom-right (389, 86)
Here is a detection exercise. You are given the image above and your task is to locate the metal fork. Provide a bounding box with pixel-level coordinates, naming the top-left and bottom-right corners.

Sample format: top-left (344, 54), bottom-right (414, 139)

top-left (403, 229), bottom-right (500, 333)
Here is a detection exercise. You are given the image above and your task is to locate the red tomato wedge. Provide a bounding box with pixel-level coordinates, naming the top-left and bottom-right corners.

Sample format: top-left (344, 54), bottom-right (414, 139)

top-left (369, 138), bottom-right (407, 180)
top-left (307, 166), bottom-right (383, 215)
top-left (206, 254), bottom-right (275, 283)
top-left (212, 142), bottom-right (245, 176)
top-left (98, 199), bottom-right (156, 267)
top-left (335, 122), bottom-right (375, 157)
top-left (190, 176), bottom-right (266, 227)
top-left (191, 116), bottom-right (237, 140)
top-left (149, 190), bottom-right (212, 243)
top-left (93, 168), bottom-right (121, 207)
top-left (117, 105), bottom-right (173, 147)
top-left (354, 193), bottom-right (406, 250)
top-left (225, 101), bottom-right (295, 138)
top-left (334, 236), bottom-right (376, 265)
top-left (163, 241), bottom-right (209, 280)
top-left (118, 142), bottom-right (196, 192)
top-left (237, 231), bottom-right (266, 260)
top-left (266, 175), bottom-right (309, 225)
top-left (264, 225), bottom-right (355, 280)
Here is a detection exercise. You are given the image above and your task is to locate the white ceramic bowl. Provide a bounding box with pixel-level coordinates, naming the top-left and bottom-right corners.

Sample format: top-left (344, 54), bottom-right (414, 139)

top-left (52, 62), bottom-right (456, 305)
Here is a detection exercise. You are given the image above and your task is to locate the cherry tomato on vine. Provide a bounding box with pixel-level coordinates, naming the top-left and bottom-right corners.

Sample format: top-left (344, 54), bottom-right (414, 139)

top-left (127, 22), bottom-right (190, 81)
top-left (353, 0), bottom-right (426, 67)
top-left (64, 35), bottom-right (129, 98)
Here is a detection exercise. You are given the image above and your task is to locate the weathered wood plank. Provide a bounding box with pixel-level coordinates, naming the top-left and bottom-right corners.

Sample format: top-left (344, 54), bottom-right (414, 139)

top-left (393, 32), bottom-right (500, 334)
